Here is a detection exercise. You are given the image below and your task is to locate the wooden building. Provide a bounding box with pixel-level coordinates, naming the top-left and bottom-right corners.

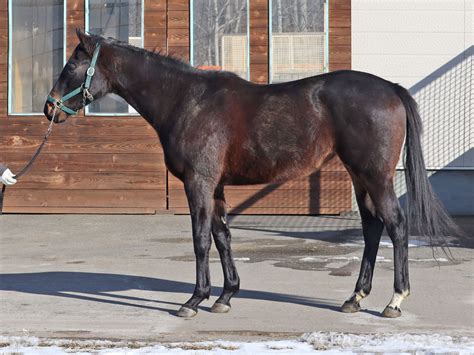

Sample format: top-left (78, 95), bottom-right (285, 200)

top-left (0, 0), bottom-right (352, 215)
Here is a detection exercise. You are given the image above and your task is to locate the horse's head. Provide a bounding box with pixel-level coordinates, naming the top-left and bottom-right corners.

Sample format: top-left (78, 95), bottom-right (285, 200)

top-left (44, 29), bottom-right (110, 123)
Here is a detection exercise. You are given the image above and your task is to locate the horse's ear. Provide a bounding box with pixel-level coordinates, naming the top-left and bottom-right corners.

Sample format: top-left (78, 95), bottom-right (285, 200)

top-left (76, 28), bottom-right (96, 56)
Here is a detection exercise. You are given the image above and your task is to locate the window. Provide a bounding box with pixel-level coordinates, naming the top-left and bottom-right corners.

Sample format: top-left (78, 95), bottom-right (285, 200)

top-left (86, 0), bottom-right (143, 115)
top-left (191, 0), bottom-right (249, 79)
top-left (270, 0), bottom-right (328, 83)
top-left (8, 0), bottom-right (66, 115)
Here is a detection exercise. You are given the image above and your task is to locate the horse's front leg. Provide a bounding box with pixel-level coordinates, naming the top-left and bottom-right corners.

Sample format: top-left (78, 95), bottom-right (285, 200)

top-left (210, 185), bottom-right (240, 313)
top-left (177, 176), bottom-right (216, 318)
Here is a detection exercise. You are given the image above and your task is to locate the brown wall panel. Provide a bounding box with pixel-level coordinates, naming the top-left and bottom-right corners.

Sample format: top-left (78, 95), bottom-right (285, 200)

top-left (249, 1), bottom-right (269, 83)
top-left (4, 190), bottom-right (165, 208)
top-left (318, 0), bottom-right (352, 215)
top-left (144, 0), bottom-right (167, 52)
top-left (0, 116), bottom-right (156, 136)
top-left (3, 207), bottom-right (158, 214)
top-left (0, 153), bottom-right (164, 173)
top-left (167, 0), bottom-right (352, 215)
top-left (0, 0), bottom-right (168, 214)
top-left (221, 0), bottom-right (352, 215)
top-left (7, 171), bottom-right (166, 190)
top-left (167, 0), bottom-right (189, 61)
top-left (1, 0), bottom-right (352, 215)
top-left (0, 0), bottom-right (7, 118)
top-left (67, 0), bottom-right (85, 58)
top-left (0, 136), bottom-right (163, 155)
top-left (170, 189), bottom-right (351, 210)
top-left (329, 0), bottom-right (351, 71)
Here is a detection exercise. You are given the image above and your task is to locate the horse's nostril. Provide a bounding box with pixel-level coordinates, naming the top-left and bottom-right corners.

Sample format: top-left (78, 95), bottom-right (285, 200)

top-left (44, 102), bottom-right (55, 119)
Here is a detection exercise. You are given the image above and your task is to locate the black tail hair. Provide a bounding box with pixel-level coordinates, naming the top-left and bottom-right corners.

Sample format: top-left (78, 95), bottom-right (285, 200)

top-left (394, 84), bottom-right (462, 258)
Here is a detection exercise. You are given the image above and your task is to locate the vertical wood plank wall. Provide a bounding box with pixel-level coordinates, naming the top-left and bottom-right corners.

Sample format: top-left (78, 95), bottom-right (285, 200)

top-left (0, 0), bottom-right (352, 215)
top-left (329, 0), bottom-right (351, 71)
top-left (167, 0), bottom-right (190, 61)
top-left (0, 0), bottom-right (6, 119)
top-left (249, 0), bottom-right (269, 84)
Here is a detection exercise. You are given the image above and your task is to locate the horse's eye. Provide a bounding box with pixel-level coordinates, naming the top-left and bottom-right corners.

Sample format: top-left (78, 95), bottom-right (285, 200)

top-left (67, 63), bottom-right (77, 73)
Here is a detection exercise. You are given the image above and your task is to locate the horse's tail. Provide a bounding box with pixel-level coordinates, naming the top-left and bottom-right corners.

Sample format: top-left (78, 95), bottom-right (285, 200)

top-left (394, 84), bottom-right (461, 256)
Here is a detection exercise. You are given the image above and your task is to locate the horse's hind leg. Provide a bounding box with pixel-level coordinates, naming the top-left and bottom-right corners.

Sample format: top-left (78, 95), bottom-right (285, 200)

top-left (375, 185), bottom-right (410, 318)
top-left (210, 185), bottom-right (240, 313)
top-left (341, 175), bottom-right (384, 313)
top-left (365, 179), bottom-right (410, 318)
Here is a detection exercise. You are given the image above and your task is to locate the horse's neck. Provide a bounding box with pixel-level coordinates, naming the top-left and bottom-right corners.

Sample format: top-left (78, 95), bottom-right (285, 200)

top-left (107, 46), bottom-right (193, 127)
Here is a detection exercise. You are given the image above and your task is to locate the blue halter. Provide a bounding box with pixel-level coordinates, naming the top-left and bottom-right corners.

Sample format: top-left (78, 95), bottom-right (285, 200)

top-left (47, 44), bottom-right (101, 115)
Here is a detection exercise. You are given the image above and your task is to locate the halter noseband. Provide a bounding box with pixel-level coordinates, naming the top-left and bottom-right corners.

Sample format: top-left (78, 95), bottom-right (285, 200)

top-left (47, 44), bottom-right (101, 115)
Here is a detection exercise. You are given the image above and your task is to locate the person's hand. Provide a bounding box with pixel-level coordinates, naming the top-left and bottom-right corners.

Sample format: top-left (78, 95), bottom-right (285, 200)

top-left (1, 168), bottom-right (17, 185)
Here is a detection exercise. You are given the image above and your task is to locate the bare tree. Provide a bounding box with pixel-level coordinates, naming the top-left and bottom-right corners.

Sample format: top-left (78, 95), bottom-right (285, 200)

top-left (272, 0), bottom-right (324, 33)
top-left (193, 0), bottom-right (247, 66)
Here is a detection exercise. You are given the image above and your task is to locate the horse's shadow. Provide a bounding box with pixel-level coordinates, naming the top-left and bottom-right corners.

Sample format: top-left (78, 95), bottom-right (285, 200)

top-left (0, 271), bottom-right (344, 316)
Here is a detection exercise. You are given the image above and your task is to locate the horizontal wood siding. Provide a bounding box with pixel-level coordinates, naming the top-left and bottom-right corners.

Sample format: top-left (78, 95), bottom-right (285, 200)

top-left (0, 0), bottom-right (167, 214)
top-left (1, 0), bottom-right (352, 215)
top-left (169, 158), bottom-right (352, 215)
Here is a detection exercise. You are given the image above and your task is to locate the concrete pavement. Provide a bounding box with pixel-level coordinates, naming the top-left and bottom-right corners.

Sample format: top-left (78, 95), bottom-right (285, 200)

top-left (0, 214), bottom-right (473, 343)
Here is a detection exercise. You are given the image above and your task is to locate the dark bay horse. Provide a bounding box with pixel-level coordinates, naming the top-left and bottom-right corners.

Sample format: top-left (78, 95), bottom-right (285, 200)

top-left (44, 30), bottom-right (459, 318)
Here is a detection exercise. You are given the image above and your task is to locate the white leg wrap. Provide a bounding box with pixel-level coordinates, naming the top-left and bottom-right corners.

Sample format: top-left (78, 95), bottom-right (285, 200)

top-left (388, 290), bottom-right (409, 309)
top-left (350, 290), bottom-right (366, 303)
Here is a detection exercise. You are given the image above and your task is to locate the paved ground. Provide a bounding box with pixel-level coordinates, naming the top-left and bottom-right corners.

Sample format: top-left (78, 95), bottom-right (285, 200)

top-left (0, 214), bottom-right (473, 343)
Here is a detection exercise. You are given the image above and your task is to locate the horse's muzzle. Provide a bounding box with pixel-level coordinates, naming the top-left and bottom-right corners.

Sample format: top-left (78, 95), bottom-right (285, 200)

top-left (44, 101), bottom-right (68, 123)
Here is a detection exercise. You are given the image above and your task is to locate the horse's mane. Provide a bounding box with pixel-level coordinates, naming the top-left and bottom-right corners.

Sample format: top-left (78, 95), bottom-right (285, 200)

top-left (87, 33), bottom-right (240, 79)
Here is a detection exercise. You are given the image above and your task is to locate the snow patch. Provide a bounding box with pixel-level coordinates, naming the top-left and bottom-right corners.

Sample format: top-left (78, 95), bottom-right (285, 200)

top-left (299, 256), bottom-right (360, 263)
top-left (409, 257), bottom-right (449, 262)
top-left (1, 333), bottom-right (473, 354)
top-left (302, 332), bottom-right (474, 353)
top-left (342, 239), bottom-right (431, 248)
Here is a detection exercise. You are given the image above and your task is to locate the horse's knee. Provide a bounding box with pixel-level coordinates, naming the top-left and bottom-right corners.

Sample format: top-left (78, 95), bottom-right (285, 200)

top-left (194, 235), bottom-right (212, 258)
top-left (212, 217), bottom-right (231, 250)
top-left (213, 236), bottom-right (229, 253)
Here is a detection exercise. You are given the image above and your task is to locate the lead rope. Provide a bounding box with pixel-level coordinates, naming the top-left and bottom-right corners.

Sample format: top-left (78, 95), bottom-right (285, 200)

top-left (0, 108), bottom-right (57, 215)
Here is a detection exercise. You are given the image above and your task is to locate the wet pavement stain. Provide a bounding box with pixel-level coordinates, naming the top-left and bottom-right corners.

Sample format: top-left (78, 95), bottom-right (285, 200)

top-left (147, 237), bottom-right (191, 244)
top-left (166, 238), bottom-right (360, 275)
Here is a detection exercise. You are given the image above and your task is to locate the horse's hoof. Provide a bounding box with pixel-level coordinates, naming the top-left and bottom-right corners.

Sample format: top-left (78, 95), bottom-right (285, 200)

top-left (176, 306), bottom-right (197, 318)
top-left (340, 300), bottom-right (360, 313)
top-left (211, 302), bottom-right (231, 313)
top-left (381, 306), bottom-right (401, 318)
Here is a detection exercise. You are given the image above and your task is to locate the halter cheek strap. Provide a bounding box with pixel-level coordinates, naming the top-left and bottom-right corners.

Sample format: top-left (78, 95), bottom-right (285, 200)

top-left (47, 43), bottom-right (101, 115)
